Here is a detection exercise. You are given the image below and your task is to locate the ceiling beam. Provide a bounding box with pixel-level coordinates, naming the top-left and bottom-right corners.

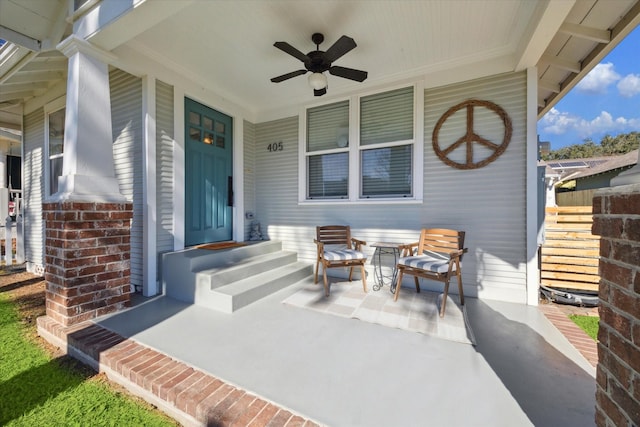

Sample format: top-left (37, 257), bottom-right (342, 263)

top-left (514, 0), bottom-right (576, 71)
top-left (4, 71), bottom-right (64, 84)
top-left (0, 90), bottom-right (35, 103)
top-left (541, 53), bottom-right (581, 73)
top-left (558, 22), bottom-right (611, 43)
top-left (539, 78), bottom-right (560, 93)
top-left (539, 0), bottom-right (640, 118)
top-left (0, 25), bottom-right (41, 52)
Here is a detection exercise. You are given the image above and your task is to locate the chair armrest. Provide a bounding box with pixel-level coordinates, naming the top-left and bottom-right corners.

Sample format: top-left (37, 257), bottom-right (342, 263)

top-left (400, 242), bottom-right (419, 256)
top-left (448, 248), bottom-right (468, 259)
top-left (351, 237), bottom-right (366, 250)
top-left (314, 239), bottom-right (324, 253)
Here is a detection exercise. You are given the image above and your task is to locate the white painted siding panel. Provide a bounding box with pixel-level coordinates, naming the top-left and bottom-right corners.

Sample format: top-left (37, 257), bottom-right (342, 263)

top-left (254, 71), bottom-right (528, 303)
top-left (156, 80), bottom-right (174, 272)
top-left (243, 120), bottom-right (256, 240)
top-left (110, 69), bottom-right (143, 290)
top-left (23, 108), bottom-right (45, 274)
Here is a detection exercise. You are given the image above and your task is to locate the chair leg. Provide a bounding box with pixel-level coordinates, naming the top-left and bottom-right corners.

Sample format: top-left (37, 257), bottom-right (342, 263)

top-left (394, 269), bottom-right (404, 301)
top-left (323, 265), bottom-right (330, 297)
top-left (360, 264), bottom-right (367, 292)
top-left (314, 260), bottom-right (320, 284)
top-left (348, 266), bottom-right (354, 282)
top-left (456, 269), bottom-right (464, 306)
top-left (414, 277), bottom-right (420, 293)
top-left (440, 279), bottom-right (450, 318)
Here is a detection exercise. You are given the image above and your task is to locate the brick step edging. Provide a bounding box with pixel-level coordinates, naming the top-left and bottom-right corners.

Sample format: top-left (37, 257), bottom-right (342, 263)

top-left (538, 304), bottom-right (599, 368)
top-left (37, 315), bottom-right (320, 427)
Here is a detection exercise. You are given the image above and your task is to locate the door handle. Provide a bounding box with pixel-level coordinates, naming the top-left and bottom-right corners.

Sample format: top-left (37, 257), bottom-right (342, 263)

top-left (227, 176), bottom-right (233, 206)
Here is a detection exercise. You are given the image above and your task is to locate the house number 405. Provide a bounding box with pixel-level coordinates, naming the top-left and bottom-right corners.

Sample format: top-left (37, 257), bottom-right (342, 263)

top-left (267, 142), bottom-right (283, 152)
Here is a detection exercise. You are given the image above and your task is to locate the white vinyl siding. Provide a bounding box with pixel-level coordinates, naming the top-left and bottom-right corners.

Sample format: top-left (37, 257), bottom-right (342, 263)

top-left (423, 72), bottom-right (527, 302)
top-left (255, 71), bottom-right (528, 303)
top-left (156, 80), bottom-right (174, 274)
top-left (23, 108), bottom-right (45, 275)
top-left (110, 69), bottom-right (143, 291)
top-left (243, 120), bottom-right (256, 240)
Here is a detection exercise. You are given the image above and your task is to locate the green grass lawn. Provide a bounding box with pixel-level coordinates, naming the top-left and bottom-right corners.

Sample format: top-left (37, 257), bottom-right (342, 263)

top-left (569, 314), bottom-right (599, 341)
top-left (0, 291), bottom-right (178, 426)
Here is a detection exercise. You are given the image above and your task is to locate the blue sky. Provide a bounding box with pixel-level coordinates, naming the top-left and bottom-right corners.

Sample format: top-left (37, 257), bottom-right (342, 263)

top-left (537, 24), bottom-right (640, 150)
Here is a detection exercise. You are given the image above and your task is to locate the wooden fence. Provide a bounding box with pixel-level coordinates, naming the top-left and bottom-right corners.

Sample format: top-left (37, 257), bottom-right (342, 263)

top-left (556, 189), bottom-right (597, 206)
top-left (541, 206), bottom-right (600, 293)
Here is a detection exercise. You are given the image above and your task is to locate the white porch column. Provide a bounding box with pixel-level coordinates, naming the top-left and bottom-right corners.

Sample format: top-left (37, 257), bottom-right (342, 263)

top-left (54, 35), bottom-right (125, 202)
top-left (0, 144), bottom-right (7, 188)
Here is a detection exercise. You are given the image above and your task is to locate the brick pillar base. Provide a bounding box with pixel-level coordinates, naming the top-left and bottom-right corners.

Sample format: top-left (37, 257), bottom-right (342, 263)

top-left (43, 201), bottom-right (133, 326)
top-left (592, 184), bottom-right (640, 426)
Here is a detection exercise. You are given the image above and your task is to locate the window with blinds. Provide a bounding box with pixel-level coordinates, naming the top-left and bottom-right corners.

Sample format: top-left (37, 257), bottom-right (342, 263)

top-left (303, 85), bottom-right (416, 201)
top-left (307, 101), bottom-right (349, 199)
top-left (360, 87), bottom-right (413, 197)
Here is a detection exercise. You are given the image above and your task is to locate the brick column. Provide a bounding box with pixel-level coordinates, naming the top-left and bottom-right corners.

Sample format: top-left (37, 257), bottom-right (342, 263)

top-left (592, 184), bottom-right (640, 426)
top-left (44, 201), bottom-right (133, 326)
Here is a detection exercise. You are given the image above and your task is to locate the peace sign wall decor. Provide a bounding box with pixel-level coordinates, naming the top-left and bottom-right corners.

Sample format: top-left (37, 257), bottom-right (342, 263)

top-left (432, 99), bottom-right (512, 170)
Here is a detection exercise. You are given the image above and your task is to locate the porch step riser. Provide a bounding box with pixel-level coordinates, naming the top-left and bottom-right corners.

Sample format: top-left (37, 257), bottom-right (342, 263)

top-left (196, 250), bottom-right (298, 290)
top-left (163, 241), bottom-right (282, 303)
top-left (197, 262), bottom-right (313, 313)
top-left (163, 241), bottom-right (312, 313)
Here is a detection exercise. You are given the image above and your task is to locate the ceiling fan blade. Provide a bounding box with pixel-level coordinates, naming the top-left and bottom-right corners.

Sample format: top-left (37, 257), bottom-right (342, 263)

top-left (271, 69), bottom-right (308, 83)
top-left (323, 35), bottom-right (357, 63)
top-left (273, 41), bottom-right (310, 62)
top-left (314, 87), bottom-right (327, 97)
top-left (329, 66), bottom-right (368, 82)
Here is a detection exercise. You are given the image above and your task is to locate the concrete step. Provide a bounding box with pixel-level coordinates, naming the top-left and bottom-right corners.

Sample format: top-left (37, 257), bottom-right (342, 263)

top-left (195, 261), bottom-right (313, 313)
top-left (195, 250), bottom-right (298, 290)
top-left (163, 240), bottom-right (283, 303)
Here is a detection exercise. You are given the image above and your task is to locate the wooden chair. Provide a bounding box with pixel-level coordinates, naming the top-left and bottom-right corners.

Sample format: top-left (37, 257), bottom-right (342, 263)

top-left (394, 228), bottom-right (467, 317)
top-left (314, 225), bottom-right (367, 296)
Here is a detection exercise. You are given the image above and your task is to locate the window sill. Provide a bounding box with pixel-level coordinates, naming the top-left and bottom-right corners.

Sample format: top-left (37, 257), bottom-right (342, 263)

top-left (299, 197), bottom-right (423, 206)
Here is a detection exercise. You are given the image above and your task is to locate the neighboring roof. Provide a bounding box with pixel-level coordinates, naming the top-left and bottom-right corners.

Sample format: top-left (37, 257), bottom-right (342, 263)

top-left (1, 0), bottom-right (639, 127)
top-left (541, 150), bottom-right (639, 182)
top-left (571, 149), bottom-right (639, 180)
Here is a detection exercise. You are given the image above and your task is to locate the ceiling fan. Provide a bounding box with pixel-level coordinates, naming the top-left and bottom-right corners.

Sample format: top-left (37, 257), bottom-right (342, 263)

top-left (270, 33), bottom-right (368, 96)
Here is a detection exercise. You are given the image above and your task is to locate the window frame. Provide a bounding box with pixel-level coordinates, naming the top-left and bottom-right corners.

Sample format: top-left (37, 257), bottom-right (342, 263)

top-left (44, 97), bottom-right (66, 198)
top-left (298, 82), bottom-right (423, 204)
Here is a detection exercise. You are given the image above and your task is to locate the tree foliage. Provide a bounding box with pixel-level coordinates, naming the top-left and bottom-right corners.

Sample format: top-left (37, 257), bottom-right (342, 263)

top-left (542, 132), bottom-right (640, 160)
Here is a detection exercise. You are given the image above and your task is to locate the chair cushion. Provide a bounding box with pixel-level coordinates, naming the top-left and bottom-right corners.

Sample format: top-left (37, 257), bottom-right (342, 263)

top-left (323, 249), bottom-right (366, 261)
top-left (398, 252), bottom-right (458, 274)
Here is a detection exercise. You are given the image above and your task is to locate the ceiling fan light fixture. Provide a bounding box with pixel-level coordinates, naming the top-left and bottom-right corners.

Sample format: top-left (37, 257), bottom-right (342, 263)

top-left (308, 72), bottom-right (328, 90)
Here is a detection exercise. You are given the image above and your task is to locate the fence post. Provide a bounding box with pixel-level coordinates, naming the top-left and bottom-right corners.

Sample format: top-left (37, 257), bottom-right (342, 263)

top-left (16, 214), bottom-right (24, 264)
top-left (4, 216), bottom-right (12, 265)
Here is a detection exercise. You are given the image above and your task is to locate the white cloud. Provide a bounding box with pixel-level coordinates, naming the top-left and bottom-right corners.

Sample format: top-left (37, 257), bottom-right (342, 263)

top-left (540, 108), bottom-right (640, 139)
top-left (576, 62), bottom-right (620, 94)
top-left (617, 74), bottom-right (640, 98)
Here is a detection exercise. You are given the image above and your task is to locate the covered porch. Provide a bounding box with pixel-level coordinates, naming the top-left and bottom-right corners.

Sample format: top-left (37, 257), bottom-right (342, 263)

top-left (39, 274), bottom-right (596, 427)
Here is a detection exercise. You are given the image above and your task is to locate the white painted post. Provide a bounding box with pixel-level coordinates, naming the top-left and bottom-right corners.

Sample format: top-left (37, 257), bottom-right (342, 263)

top-left (16, 214), bottom-right (24, 264)
top-left (4, 216), bottom-right (12, 265)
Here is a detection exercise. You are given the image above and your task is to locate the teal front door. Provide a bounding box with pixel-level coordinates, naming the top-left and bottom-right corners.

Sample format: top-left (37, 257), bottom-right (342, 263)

top-left (185, 98), bottom-right (233, 246)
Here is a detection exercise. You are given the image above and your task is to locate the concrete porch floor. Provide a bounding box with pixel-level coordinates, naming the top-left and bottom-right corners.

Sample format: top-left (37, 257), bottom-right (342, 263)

top-left (39, 277), bottom-right (597, 426)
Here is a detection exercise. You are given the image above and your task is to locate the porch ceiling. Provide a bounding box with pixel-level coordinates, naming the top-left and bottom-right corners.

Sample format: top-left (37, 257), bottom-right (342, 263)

top-left (1, 0), bottom-right (639, 128)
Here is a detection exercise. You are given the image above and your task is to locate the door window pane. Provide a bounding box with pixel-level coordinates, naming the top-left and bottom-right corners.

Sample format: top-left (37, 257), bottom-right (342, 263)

top-left (189, 127), bottom-right (201, 141)
top-left (203, 116), bottom-right (213, 130)
top-left (308, 153), bottom-right (348, 198)
top-left (189, 112), bottom-right (200, 125)
top-left (361, 145), bottom-right (412, 197)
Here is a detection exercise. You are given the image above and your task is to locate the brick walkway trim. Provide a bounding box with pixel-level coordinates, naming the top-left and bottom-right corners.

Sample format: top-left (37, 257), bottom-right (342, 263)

top-left (36, 315), bottom-right (321, 427)
top-left (538, 304), bottom-right (599, 367)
